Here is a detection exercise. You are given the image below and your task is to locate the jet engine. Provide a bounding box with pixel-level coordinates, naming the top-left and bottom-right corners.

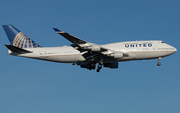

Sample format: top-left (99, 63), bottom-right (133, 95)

top-left (103, 62), bottom-right (118, 69)
top-left (108, 52), bottom-right (123, 59)
top-left (82, 45), bottom-right (101, 52)
top-left (90, 45), bottom-right (101, 52)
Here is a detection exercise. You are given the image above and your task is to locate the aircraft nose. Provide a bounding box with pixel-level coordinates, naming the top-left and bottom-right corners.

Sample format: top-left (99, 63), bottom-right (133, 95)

top-left (167, 44), bottom-right (177, 53)
top-left (173, 47), bottom-right (177, 53)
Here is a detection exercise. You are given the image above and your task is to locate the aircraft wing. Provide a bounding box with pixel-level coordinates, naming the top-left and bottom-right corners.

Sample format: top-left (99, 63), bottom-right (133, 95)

top-left (53, 27), bottom-right (122, 61)
top-left (53, 28), bottom-right (87, 44)
top-left (53, 27), bottom-right (110, 52)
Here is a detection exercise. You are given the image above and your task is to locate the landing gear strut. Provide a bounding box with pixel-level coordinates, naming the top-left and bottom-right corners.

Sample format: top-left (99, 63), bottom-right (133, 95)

top-left (157, 57), bottom-right (161, 66)
top-left (92, 64), bottom-right (96, 70)
top-left (96, 60), bottom-right (103, 72)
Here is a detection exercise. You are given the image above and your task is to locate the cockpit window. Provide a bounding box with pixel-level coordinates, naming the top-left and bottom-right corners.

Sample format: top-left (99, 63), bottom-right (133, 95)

top-left (161, 41), bottom-right (165, 43)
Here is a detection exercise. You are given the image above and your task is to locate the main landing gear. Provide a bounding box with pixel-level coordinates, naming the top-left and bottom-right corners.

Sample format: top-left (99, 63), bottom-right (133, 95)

top-left (157, 57), bottom-right (161, 66)
top-left (96, 60), bottom-right (103, 72)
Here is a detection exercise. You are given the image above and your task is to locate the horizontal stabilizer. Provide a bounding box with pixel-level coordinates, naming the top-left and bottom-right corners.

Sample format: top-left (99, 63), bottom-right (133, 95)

top-left (5, 44), bottom-right (32, 54)
top-left (53, 27), bottom-right (87, 44)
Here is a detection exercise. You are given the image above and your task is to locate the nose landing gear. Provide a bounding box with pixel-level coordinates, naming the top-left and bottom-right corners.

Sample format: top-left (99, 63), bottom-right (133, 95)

top-left (157, 57), bottom-right (161, 66)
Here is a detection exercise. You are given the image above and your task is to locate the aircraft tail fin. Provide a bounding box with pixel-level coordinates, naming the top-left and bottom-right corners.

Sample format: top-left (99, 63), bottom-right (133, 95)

top-left (2, 25), bottom-right (41, 48)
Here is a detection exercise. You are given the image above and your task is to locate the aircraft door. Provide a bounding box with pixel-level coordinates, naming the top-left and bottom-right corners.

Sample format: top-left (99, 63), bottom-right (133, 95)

top-left (38, 51), bottom-right (44, 57)
top-left (39, 51), bottom-right (43, 56)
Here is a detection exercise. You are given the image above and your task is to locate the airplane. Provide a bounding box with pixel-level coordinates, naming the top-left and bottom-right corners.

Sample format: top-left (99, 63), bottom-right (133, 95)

top-left (2, 25), bottom-right (177, 72)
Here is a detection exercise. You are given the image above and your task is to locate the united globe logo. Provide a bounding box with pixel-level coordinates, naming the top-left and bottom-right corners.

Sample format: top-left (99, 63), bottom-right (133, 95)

top-left (13, 32), bottom-right (40, 48)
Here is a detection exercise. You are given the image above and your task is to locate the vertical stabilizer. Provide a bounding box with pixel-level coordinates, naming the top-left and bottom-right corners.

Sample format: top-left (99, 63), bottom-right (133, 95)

top-left (3, 25), bottom-right (41, 48)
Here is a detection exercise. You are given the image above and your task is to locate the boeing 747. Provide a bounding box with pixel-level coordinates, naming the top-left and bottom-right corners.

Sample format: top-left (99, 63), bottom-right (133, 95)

top-left (3, 25), bottom-right (177, 72)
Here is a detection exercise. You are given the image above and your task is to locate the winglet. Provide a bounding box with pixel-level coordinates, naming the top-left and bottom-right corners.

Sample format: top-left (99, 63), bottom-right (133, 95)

top-left (53, 27), bottom-right (63, 33)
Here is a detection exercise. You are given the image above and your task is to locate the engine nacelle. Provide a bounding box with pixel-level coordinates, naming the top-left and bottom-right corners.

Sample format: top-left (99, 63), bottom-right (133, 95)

top-left (103, 62), bottom-right (118, 69)
top-left (84, 45), bottom-right (101, 52)
top-left (109, 52), bottom-right (123, 59)
top-left (91, 45), bottom-right (101, 52)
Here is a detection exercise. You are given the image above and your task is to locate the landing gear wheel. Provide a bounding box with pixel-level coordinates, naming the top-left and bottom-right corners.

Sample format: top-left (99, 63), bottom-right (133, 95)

top-left (96, 59), bottom-right (103, 72)
top-left (157, 57), bottom-right (161, 66)
top-left (157, 62), bottom-right (161, 66)
top-left (97, 69), bottom-right (100, 72)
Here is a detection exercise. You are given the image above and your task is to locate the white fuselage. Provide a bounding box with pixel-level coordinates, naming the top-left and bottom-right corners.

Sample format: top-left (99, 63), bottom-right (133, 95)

top-left (8, 40), bottom-right (177, 63)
